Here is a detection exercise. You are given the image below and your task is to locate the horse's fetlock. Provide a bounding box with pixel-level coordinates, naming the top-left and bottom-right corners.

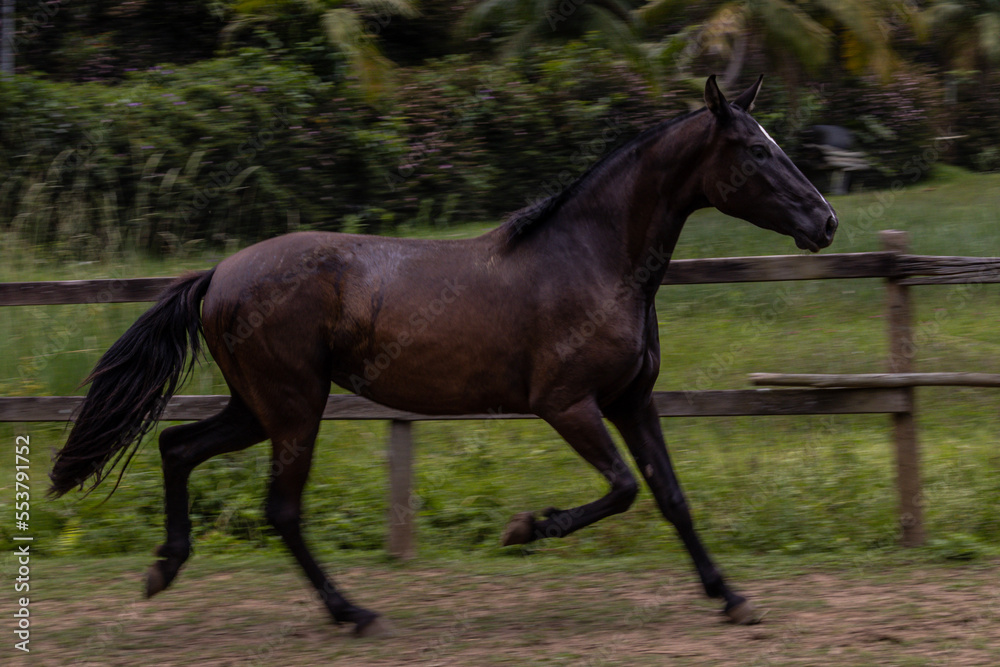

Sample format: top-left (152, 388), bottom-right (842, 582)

top-left (552, 511), bottom-right (573, 531)
top-left (617, 477), bottom-right (639, 508)
top-left (155, 539), bottom-right (191, 563)
top-left (704, 574), bottom-right (729, 600)
top-left (265, 499), bottom-right (301, 531)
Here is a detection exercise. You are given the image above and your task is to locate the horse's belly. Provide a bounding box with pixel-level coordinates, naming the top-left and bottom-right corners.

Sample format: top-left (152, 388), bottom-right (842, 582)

top-left (331, 353), bottom-right (529, 416)
top-left (329, 325), bottom-right (531, 415)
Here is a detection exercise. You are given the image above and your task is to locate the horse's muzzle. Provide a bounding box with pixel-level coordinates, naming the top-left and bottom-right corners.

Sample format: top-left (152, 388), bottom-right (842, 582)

top-left (793, 214), bottom-right (837, 253)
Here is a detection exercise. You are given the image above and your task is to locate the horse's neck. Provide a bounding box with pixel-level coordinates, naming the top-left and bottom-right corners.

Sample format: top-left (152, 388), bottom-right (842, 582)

top-left (562, 116), bottom-right (710, 296)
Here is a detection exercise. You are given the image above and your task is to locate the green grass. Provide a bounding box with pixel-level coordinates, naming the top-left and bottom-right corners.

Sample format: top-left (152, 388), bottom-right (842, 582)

top-left (0, 166), bottom-right (998, 567)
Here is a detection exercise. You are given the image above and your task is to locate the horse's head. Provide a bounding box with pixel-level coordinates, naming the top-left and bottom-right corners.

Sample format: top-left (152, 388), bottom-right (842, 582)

top-left (700, 75), bottom-right (837, 252)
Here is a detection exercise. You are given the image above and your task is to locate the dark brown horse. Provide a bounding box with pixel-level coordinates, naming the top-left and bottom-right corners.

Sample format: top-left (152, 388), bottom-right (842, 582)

top-left (50, 76), bottom-right (836, 636)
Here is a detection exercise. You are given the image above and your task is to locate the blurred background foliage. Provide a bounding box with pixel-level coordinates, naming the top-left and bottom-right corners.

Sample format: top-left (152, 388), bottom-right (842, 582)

top-left (1, 0), bottom-right (999, 253)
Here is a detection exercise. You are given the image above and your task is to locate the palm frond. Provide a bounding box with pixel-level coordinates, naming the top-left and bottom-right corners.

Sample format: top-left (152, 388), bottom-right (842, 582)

top-left (886, 0), bottom-right (929, 41)
top-left (976, 11), bottom-right (1000, 65)
top-left (322, 8), bottom-right (396, 101)
top-left (697, 2), bottom-right (748, 58)
top-left (232, 0), bottom-right (296, 16)
top-left (587, 0), bottom-right (633, 25)
top-left (583, 4), bottom-right (657, 84)
top-left (633, 0), bottom-right (687, 28)
top-left (460, 0), bottom-right (545, 37)
top-left (323, 7), bottom-right (366, 54)
top-left (499, 19), bottom-right (546, 58)
top-left (816, 0), bottom-right (898, 79)
top-left (582, 3), bottom-right (640, 54)
top-left (758, 0), bottom-right (833, 72)
top-left (923, 0), bottom-right (971, 31)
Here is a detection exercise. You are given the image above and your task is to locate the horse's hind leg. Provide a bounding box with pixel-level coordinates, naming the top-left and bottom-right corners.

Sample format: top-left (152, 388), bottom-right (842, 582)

top-left (147, 395), bottom-right (267, 597)
top-left (263, 416), bottom-right (384, 636)
top-left (501, 396), bottom-right (639, 545)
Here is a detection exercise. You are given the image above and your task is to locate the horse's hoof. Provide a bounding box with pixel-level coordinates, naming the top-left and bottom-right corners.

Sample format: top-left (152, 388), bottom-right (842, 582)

top-left (725, 599), bottom-right (765, 625)
top-left (501, 512), bottom-right (535, 546)
top-left (145, 563), bottom-right (167, 598)
top-left (355, 615), bottom-right (395, 639)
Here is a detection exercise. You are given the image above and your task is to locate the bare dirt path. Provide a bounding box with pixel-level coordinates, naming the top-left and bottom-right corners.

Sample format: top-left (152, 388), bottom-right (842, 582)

top-left (10, 555), bottom-right (1000, 666)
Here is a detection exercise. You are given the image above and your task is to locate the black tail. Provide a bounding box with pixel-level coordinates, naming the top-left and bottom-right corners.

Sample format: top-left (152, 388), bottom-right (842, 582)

top-left (49, 269), bottom-right (216, 497)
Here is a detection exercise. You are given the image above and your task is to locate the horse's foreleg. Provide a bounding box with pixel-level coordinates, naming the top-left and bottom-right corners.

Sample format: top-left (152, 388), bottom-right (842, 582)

top-left (147, 396), bottom-right (266, 598)
top-left (605, 397), bottom-right (761, 625)
top-left (501, 397), bottom-right (638, 545)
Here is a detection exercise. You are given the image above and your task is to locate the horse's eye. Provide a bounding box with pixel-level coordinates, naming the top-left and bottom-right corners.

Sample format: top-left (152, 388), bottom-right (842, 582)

top-left (750, 145), bottom-right (769, 160)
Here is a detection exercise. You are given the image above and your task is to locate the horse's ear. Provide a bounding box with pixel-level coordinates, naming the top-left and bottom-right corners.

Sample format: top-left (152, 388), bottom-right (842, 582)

top-left (733, 75), bottom-right (763, 113)
top-left (704, 75), bottom-right (731, 121)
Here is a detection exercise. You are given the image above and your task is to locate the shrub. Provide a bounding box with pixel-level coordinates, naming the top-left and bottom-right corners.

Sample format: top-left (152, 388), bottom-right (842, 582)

top-left (382, 40), bottom-right (690, 227)
top-left (803, 67), bottom-right (944, 190)
top-left (0, 50), bottom-right (335, 254)
top-left (947, 71), bottom-right (1000, 173)
top-left (1, 41), bottom-right (692, 253)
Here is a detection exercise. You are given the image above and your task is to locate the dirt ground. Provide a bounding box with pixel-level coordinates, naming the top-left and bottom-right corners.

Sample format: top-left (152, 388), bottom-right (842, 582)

top-left (10, 555), bottom-right (1000, 666)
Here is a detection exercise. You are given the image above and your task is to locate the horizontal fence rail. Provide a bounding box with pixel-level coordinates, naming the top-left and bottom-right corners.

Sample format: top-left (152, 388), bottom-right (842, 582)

top-left (0, 277), bottom-right (174, 306)
top-left (750, 372), bottom-right (1000, 389)
top-left (2, 253), bottom-right (999, 307)
top-left (0, 388), bottom-right (912, 423)
top-left (2, 231), bottom-right (998, 555)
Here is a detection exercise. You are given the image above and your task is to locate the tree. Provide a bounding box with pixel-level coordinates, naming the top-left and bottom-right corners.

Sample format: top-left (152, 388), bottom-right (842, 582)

top-left (644, 0), bottom-right (909, 94)
top-left (225, 0), bottom-right (419, 100)
top-left (459, 0), bottom-right (642, 66)
top-left (922, 0), bottom-right (1000, 108)
top-left (923, 0), bottom-right (1000, 71)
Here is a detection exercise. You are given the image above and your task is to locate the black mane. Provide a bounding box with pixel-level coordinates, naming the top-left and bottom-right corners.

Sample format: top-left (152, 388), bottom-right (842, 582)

top-left (500, 108), bottom-right (705, 245)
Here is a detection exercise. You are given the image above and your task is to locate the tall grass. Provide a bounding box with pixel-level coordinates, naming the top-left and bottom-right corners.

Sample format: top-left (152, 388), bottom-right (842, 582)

top-left (0, 166), bottom-right (998, 565)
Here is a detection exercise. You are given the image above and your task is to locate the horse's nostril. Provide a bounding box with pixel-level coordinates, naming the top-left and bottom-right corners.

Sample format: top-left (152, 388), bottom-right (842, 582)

top-left (825, 215), bottom-right (838, 238)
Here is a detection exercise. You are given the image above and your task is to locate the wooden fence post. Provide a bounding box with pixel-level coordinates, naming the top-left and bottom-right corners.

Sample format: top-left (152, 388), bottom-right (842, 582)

top-left (881, 230), bottom-right (925, 546)
top-left (387, 419), bottom-right (416, 559)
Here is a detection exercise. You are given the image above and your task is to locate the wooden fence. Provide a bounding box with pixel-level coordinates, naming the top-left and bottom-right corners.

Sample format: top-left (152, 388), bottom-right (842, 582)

top-left (2, 230), bottom-right (999, 556)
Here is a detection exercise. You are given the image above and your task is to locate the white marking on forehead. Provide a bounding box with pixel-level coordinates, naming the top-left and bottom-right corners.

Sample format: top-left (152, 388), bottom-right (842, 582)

top-left (752, 118), bottom-right (835, 215)
top-left (753, 118), bottom-right (779, 148)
